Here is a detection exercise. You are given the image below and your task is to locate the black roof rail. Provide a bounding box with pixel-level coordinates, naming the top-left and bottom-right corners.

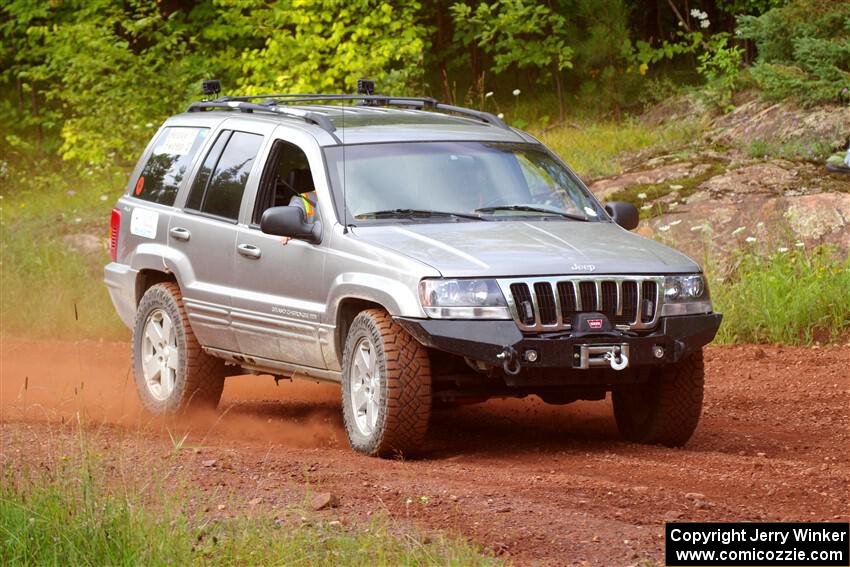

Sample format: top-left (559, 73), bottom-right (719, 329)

top-left (187, 94), bottom-right (509, 130)
top-left (186, 100), bottom-right (337, 134)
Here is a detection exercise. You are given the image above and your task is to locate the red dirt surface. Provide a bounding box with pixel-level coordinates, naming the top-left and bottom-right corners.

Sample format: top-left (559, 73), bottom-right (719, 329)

top-left (2, 340), bottom-right (848, 566)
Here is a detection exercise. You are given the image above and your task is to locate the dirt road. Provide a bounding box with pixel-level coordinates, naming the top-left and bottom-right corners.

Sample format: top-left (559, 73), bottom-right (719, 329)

top-left (2, 340), bottom-right (848, 565)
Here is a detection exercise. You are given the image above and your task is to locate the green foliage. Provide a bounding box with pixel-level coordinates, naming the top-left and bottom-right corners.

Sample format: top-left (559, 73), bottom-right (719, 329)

top-left (239, 1), bottom-right (429, 95)
top-left (710, 247), bottom-right (850, 344)
top-left (696, 32), bottom-right (744, 111)
top-left (632, 28), bottom-right (743, 111)
top-left (737, 0), bottom-right (850, 105)
top-left (563, 0), bottom-right (640, 115)
top-left (450, 0), bottom-right (572, 76)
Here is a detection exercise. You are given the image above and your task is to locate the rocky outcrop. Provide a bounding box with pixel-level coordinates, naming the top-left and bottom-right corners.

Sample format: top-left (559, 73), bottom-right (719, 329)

top-left (589, 158), bottom-right (850, 270)
top-left (709, 99), bottom-right (850, 152)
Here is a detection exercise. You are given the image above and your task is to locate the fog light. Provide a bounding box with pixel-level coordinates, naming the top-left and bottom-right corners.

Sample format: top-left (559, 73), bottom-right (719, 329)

top-left (524, 350), bottom-right (539, 363)
top-left (652, 345), bottom-right (665, 359)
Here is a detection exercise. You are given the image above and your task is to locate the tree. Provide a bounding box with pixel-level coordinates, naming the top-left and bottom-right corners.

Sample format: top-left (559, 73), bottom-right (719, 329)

top-left (238, 0), bottom-right (430, 95)
top-left (451, 0), bottom-right (573, 121)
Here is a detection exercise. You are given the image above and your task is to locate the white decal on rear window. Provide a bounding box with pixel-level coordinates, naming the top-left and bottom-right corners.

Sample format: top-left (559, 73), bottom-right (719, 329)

top-left (155, 127), bottom-right (201, 156)
top-left (130, 208), bottom-right (159, 239)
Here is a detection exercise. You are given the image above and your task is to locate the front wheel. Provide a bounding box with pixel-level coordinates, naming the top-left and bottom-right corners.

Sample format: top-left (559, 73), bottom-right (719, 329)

top-left (612, 350), bottom-right (704, 447)
top-left (341, 309), bottom-right (432, 457)
top-left (132, 282), bottom-right (226, 414)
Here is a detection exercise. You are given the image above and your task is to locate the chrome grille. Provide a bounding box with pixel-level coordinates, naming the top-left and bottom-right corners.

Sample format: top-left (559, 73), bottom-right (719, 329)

top-left (498, 275), bottom-right (664, 331)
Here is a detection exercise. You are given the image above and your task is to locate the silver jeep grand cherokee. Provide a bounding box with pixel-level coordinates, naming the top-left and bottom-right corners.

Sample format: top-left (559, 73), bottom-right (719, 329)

top-left (105, 83), bottom-right (721, 457)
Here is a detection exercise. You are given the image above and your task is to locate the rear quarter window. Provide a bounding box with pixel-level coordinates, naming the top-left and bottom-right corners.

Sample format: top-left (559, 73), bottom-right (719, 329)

top-left (132, 127), bottom-right (209, 205)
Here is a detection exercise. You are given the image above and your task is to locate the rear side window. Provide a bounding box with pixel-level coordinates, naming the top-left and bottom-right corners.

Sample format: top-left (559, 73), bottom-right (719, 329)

top-left (185, 130), bottom-right (263, 221)
top-left (133, 127), bottom-right (209, 205)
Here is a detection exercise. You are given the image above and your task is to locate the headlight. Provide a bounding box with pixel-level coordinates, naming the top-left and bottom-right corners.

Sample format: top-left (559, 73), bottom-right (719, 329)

top-left (419, 279), bottom-right (510, 319)
top-left (661, 274), bottom-right (712, 316)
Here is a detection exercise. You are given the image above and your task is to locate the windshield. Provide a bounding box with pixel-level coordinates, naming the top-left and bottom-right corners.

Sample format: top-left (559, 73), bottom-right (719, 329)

top-left (323, 142), bottom-right (605, 223)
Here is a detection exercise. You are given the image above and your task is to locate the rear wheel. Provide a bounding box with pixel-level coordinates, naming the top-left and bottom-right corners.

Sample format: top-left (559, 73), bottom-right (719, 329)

top-left (341, 309), bottom-right (431, 457)
top-left (132, 283), bottom-right (226, 414)
top-left (612, 350), bottom-right (704, 447)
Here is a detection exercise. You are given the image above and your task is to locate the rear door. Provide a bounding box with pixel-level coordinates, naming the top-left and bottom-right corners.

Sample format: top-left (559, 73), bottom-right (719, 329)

top-left (230, 129), bottom-right (329, 368)
top-left (169, 127), bottom-right (267, 352)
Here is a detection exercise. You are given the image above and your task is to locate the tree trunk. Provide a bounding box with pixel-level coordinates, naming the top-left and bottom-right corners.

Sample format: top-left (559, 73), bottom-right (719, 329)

top-left (30, 83), bottom-right (43, 148)
top-left (434, 3), bottom-right (454, 104)
top-left (553, 62), bottom-right (565, 123)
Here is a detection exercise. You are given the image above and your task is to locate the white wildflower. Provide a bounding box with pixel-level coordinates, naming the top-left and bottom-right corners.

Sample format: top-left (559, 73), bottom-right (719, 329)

top-left (99, 195), bottom-right (108, 201)
top-left (731, 226), bottom-right (746, 236)
top-left (145, 122), bottom-right (154, 128)
top-left (690, 8), bottom-right (701, 17)
top-left (670, 219), bottom-right (682, 226)
top-left (74, 217), bottom-right (83, 223)
top-left (512, 89), bottom-right (521, 96)
top-left (497, 113), bottom-right (504, 119)
top-left (485, 91), bottom-right (494, 98)
top-left (637, 192), bottom-right (648, 199)
top-left (701, 11), bottom-right (708, 19)
top-left (745, 236), bottom-right (757, 243)
top-left (700, 19), bottom-right (710, 28)
top-left (777, 247), bottom-right (789, 253)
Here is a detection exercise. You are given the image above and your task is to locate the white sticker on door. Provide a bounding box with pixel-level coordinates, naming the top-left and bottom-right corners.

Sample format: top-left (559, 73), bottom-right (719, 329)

top-left (155, 128), bottom-right (199, 156)
top-left (130, 208), bottom-right (159, 239)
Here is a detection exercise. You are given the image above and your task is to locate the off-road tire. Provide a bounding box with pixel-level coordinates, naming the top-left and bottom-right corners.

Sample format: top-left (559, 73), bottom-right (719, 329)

top-left (612, 349), bottom-right (704, 447)
top-left (132, 282), bottom-right (226, 414)
top-left (341, 309), bottom-right (432, 457)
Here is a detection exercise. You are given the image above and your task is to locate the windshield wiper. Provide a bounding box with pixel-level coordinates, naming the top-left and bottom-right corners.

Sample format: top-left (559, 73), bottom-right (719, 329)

top-left (474, 205), bottom-right (589, 221)
top-left (356, 208), bottom-right (487, 221)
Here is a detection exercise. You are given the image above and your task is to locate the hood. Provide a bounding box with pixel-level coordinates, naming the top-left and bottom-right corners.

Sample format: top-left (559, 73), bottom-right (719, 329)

top-left (352, 220), bottom-right (701, 277)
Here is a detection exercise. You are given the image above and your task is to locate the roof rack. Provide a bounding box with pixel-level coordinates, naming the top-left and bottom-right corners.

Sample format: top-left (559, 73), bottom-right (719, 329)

top-left (185, 94), bottom-right (509, 133)
top-left (187, 100), bottom-right (337, 133)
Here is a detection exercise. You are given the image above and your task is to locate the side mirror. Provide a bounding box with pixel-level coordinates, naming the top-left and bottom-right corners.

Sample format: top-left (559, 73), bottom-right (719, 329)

top-left (260, 206), bottom-right (321, 244)
top-left (604, 201), bottom-right (639, 231)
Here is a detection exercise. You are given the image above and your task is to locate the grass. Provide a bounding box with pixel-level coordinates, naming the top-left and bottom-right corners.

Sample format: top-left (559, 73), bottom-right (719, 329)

top-left (0, 159), bottom-right (128, 340)
top-left (539, 118), bottom-right (701, 179)
top-left (745, 137), bottom-right (835, 162)
top-left (603, 160), bottom-right (727, 219)
top-left (0, 432), bottom-right (500, 566)
top-left (710, 246), bottom-right (850, 344)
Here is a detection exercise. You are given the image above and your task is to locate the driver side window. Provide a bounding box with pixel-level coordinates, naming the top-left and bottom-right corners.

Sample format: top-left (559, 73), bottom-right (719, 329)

top-left (254, 140), bottom-right (318, 225)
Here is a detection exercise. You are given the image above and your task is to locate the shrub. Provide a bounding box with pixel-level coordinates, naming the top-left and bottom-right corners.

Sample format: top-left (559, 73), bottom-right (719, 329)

top-left (737, 0), bottom-right (850, 105)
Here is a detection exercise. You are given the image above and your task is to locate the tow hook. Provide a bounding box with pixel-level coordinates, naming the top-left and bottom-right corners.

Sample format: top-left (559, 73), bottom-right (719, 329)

top-left (604, 347), bottom-right (629, 371)
top-left (497, 346), bottom-right (522, 375)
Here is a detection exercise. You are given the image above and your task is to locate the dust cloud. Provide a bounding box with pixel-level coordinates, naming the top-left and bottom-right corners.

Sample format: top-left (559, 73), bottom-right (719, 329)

top-left (0, 340), bottom-right (344, 448)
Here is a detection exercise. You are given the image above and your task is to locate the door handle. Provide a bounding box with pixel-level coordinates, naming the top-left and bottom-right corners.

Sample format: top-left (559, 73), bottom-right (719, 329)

top-left (169, 227), bottom-right (191, 241)
top-left (237, 243), bottom-right (262, 259)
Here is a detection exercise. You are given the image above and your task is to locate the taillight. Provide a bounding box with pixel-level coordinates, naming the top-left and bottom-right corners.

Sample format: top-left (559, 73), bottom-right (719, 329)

top-left (109, 208), bottom-right (121, 261)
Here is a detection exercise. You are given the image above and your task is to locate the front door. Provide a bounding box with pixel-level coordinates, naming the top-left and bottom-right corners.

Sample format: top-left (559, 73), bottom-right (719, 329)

top-left (230, 134), bottom-right (329, 368)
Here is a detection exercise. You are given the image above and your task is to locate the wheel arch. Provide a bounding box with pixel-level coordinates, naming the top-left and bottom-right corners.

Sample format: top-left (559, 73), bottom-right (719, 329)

top-left (135, 269), bottom-right (178, 306)
top-left (335, 298), bottom-right (385, 367)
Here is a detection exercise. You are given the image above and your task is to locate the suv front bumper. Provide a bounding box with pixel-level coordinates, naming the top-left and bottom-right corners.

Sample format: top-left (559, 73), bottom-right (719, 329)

top-left (396, 313), bottom-right (722, 371)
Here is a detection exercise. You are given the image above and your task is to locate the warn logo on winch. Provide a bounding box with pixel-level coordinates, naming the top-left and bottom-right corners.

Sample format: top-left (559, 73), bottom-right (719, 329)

top-left (588, 318), bottom-right (604, 329)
